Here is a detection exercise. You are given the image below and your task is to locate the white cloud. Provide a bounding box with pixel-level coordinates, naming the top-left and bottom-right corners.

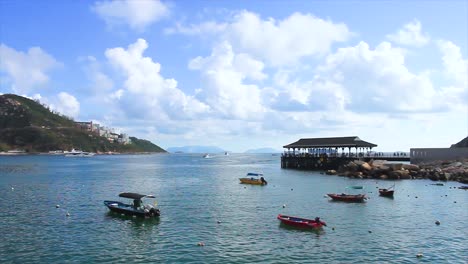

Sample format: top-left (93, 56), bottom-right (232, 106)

top-left (105, 38), bottom-right (210, 120)
top-left (37, 92), bottom-right (80, 118)
top-left (317, 41), bottom-right (441, 113)
top-left (0, 44), bottom-right (60, 94)
top-left (437, 40), bottom-right (468, 107)
top-left (92, 0), bottom-right (170, 31)
top-left (386, 19), bottom-right (430, 47)
top-left (437, 40), bottom-right (468, 85)
top-left (189, 41), bottom-right (266, 119)
top-left (170, 11), bottom-right (351, 66)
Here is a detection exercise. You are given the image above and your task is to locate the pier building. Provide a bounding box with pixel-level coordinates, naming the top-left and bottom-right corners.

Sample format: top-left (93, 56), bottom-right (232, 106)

top-left (281, 136), bottom-right (409, 170)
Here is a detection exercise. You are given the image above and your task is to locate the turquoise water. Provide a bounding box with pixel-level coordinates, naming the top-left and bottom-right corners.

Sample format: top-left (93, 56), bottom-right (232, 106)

top-left (0, 154), bottom-right (467, 263)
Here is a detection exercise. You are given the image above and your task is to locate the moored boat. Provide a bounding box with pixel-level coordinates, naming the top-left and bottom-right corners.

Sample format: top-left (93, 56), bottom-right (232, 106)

top-left (277, 214), bottom-right (326, 229)
top-left (327, 193), bottom-right (366, 202)
top-left (104, 192), bottom-right (160, 218)
top-left (65, 148), bottom-right (95, 157)
top-left (239, 172), bottom-right (267, 185)
top-left (379, 185), bottom-right (395, 197)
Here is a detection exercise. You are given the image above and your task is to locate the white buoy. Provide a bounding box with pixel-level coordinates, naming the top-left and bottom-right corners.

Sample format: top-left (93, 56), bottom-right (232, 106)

top-left (282, 204), bottom-right (286, 208)
top-left (66, 212), bottom-right (70, 217)
top-left (56, 205), bottom-right (60, 208)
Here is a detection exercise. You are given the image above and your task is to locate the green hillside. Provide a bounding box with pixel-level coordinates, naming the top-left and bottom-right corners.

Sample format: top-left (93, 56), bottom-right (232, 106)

top-left (0, 94), bottom-right (166, 153)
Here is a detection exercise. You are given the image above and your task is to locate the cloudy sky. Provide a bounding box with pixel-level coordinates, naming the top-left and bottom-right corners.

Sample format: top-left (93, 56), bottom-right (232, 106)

top-left (1, 0), bottom-right (467, 152)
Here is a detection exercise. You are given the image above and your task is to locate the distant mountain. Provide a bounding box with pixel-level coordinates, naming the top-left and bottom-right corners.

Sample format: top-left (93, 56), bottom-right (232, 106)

top-left (167, 146), bottom-right (225, 153)
top-left (0, 94), bottom-right (166, 153)
top-left (244, 147), bottom-right (282, 153)
top-left (451, 136), bottom-right (468, 148)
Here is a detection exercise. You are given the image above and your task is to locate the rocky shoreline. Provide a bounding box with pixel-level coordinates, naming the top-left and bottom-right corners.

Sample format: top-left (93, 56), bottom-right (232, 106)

top-left (326, 159), bottom-right (468, 184)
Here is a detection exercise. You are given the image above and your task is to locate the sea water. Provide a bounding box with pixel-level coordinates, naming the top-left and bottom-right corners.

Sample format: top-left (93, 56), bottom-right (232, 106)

top-left (0, 154), bottom-right (466, 263)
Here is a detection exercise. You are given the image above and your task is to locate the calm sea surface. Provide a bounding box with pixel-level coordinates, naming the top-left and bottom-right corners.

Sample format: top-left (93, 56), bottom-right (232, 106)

top-left (0, 154), bottom-right (467, 263)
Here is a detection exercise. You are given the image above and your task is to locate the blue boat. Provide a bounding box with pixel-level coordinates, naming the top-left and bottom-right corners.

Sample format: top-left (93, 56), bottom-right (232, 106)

top-left (104, 192), bottom-right (160, 218)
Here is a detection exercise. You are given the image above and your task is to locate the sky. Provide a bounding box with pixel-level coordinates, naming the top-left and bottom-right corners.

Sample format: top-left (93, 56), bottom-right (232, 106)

top-left (0, 0), bottom-right (467, 152)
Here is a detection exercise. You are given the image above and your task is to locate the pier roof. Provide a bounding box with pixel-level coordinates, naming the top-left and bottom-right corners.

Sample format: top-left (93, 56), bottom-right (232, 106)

top-left (283, 136), bottom-right (377, 149)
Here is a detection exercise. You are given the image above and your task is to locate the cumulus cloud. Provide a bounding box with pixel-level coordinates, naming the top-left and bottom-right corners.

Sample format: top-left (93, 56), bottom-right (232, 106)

top-left (189, 41), bottom-right (266, 119)
top-left (386, 20), bottom-right (430, 47)
top-left (170, 11), bottom-right (351, 66)
top-left (316, 41), bottom-right (441, 113)
top-left (36, 92), bottom-right (80, 118)
top-left (0, 44), bottom-right (60, 94)
top-left (92, 0), bottom-right (170, 31)
top-left (437, 40), bottom-right (468, 107)
top-left (105, 38), bottom-right (210, 120)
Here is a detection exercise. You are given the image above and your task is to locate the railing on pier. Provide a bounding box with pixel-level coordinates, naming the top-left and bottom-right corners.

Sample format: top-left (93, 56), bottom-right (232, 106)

top-left (281, 152), bottom-right (410, 170)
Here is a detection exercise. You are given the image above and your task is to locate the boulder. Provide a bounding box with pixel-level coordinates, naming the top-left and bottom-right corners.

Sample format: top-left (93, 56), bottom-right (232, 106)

top-left (326, 170), bottom-right (337, 175)
top-left (403, 164), bottom-right (420, 171)
top-left (361, 162), bottom-right (372, 171)
top-left (379, 174), bottom-right (388, 180)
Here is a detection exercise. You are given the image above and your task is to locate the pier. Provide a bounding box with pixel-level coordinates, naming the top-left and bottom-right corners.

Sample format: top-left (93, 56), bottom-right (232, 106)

top-left (281, 136), bottom-right (409, 170)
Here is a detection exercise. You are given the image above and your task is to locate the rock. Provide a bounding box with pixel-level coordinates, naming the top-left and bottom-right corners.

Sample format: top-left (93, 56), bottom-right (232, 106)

top-left (403, 164), bottom-right (420, 171)
top-left (379, 174), bottom-right (388, 180)
top-left (361, 162), bottom-right (372, 171)
top-left (326, 170), bottom-right (337, 175)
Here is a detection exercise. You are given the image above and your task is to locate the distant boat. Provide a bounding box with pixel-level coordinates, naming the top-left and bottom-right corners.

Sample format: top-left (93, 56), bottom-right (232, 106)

top-left (224, 152), bottom-right (229, 156)
top-left (203, 153), bottom-right (211, 158)
top-left (277, 214), bottom-right (326, 229)
top-left (0, 149), bottom-right (27, 155)
top-left (327, 193), bottom-right (366, 202)
top-left (239, 172), bottom-right (267, 185)
top-left (65, 149), bottom-right (95, 157)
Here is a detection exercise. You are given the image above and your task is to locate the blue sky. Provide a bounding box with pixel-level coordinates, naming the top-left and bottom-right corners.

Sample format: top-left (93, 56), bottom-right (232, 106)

top-left (1, 0), bottom-right (467, 152)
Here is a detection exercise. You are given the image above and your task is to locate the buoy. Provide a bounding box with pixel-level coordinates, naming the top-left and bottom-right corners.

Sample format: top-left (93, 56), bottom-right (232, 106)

top-left (291, 188), bottom-right (293, 191)
top-left (332, 227), bottom-right (335, 231)
top-left (454, 201), bottom-right (457, 203)
top-left (368, 230), bottom-right (372, 233)
top-left (56, 205), bottom-right (60, 208)
top-left (217, 221), bottom-right (221, 224)
top-left (66, 212), bottom-right (70, 217)
top-left (282, 204), bottom-right (286, 208)
top-left (197, 242), bottom-right (205, 246)
top-left (415, 196), bottom-right (418, 198)
top-left (435, 221), bottom-right (440, 225)
top-left (416, 253), bottom-right (423, 258)
top-left (11, 187), bottom-right (14, 191)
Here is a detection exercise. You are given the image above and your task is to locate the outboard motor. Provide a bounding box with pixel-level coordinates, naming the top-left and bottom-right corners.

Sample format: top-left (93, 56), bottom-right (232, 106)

top-left (260, 177), bottom-right (268, 185)
top-left (149, 208), bottom-right (160, 217)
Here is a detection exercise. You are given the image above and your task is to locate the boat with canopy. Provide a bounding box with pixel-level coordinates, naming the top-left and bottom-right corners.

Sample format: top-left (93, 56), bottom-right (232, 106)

top-left (104, 192), bottom-right (160, 218)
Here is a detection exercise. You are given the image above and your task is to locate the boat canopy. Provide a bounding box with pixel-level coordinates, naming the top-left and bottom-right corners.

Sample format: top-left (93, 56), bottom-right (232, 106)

top-left (247, 172), bottom-right (263, 176)
top-left (118, 193), bottom-right (156, 199)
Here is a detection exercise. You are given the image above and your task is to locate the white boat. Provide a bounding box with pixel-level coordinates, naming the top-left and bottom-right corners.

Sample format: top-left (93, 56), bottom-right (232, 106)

top-left (203, 153), bottom-right (211, 158)
top-left (65, 149), bottom-right (95, 157)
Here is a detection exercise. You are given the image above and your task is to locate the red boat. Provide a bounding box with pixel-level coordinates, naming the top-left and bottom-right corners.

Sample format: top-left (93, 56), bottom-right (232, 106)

top-left (379, 188), bottom-right (394, 197)
top-left (327, 193), bottom-right (366, 202)
top-left (277, 214), bottom-right (326, 229)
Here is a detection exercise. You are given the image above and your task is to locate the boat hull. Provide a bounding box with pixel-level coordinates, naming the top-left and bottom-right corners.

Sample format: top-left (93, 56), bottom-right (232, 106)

top-left (239, 178), bottom-right (265, 185)
top-left (277, 214), bottom-right (326, 229)
top-left (327, 193), bottom-right (366, 202)
top-left (379, 189), bottom-right (394, 197)
top-left (104, 201), bottom-right (160, 218)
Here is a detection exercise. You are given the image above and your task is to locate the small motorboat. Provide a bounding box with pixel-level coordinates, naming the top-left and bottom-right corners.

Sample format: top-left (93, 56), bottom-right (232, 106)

top-left (239, 172), bottom-right (267, 185)
top-left (104, 192), bottom-right (160, 218)
top-left (327, 193), bottom-right (366, 202)
top-left (458, 186), bottom-right (468, 190)
top-left (277, 214), bottom-right (326, 229)
top-left (379, 188), bottom-right (394, 197)
top-left (379, 185), bottom-right (395, 197)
